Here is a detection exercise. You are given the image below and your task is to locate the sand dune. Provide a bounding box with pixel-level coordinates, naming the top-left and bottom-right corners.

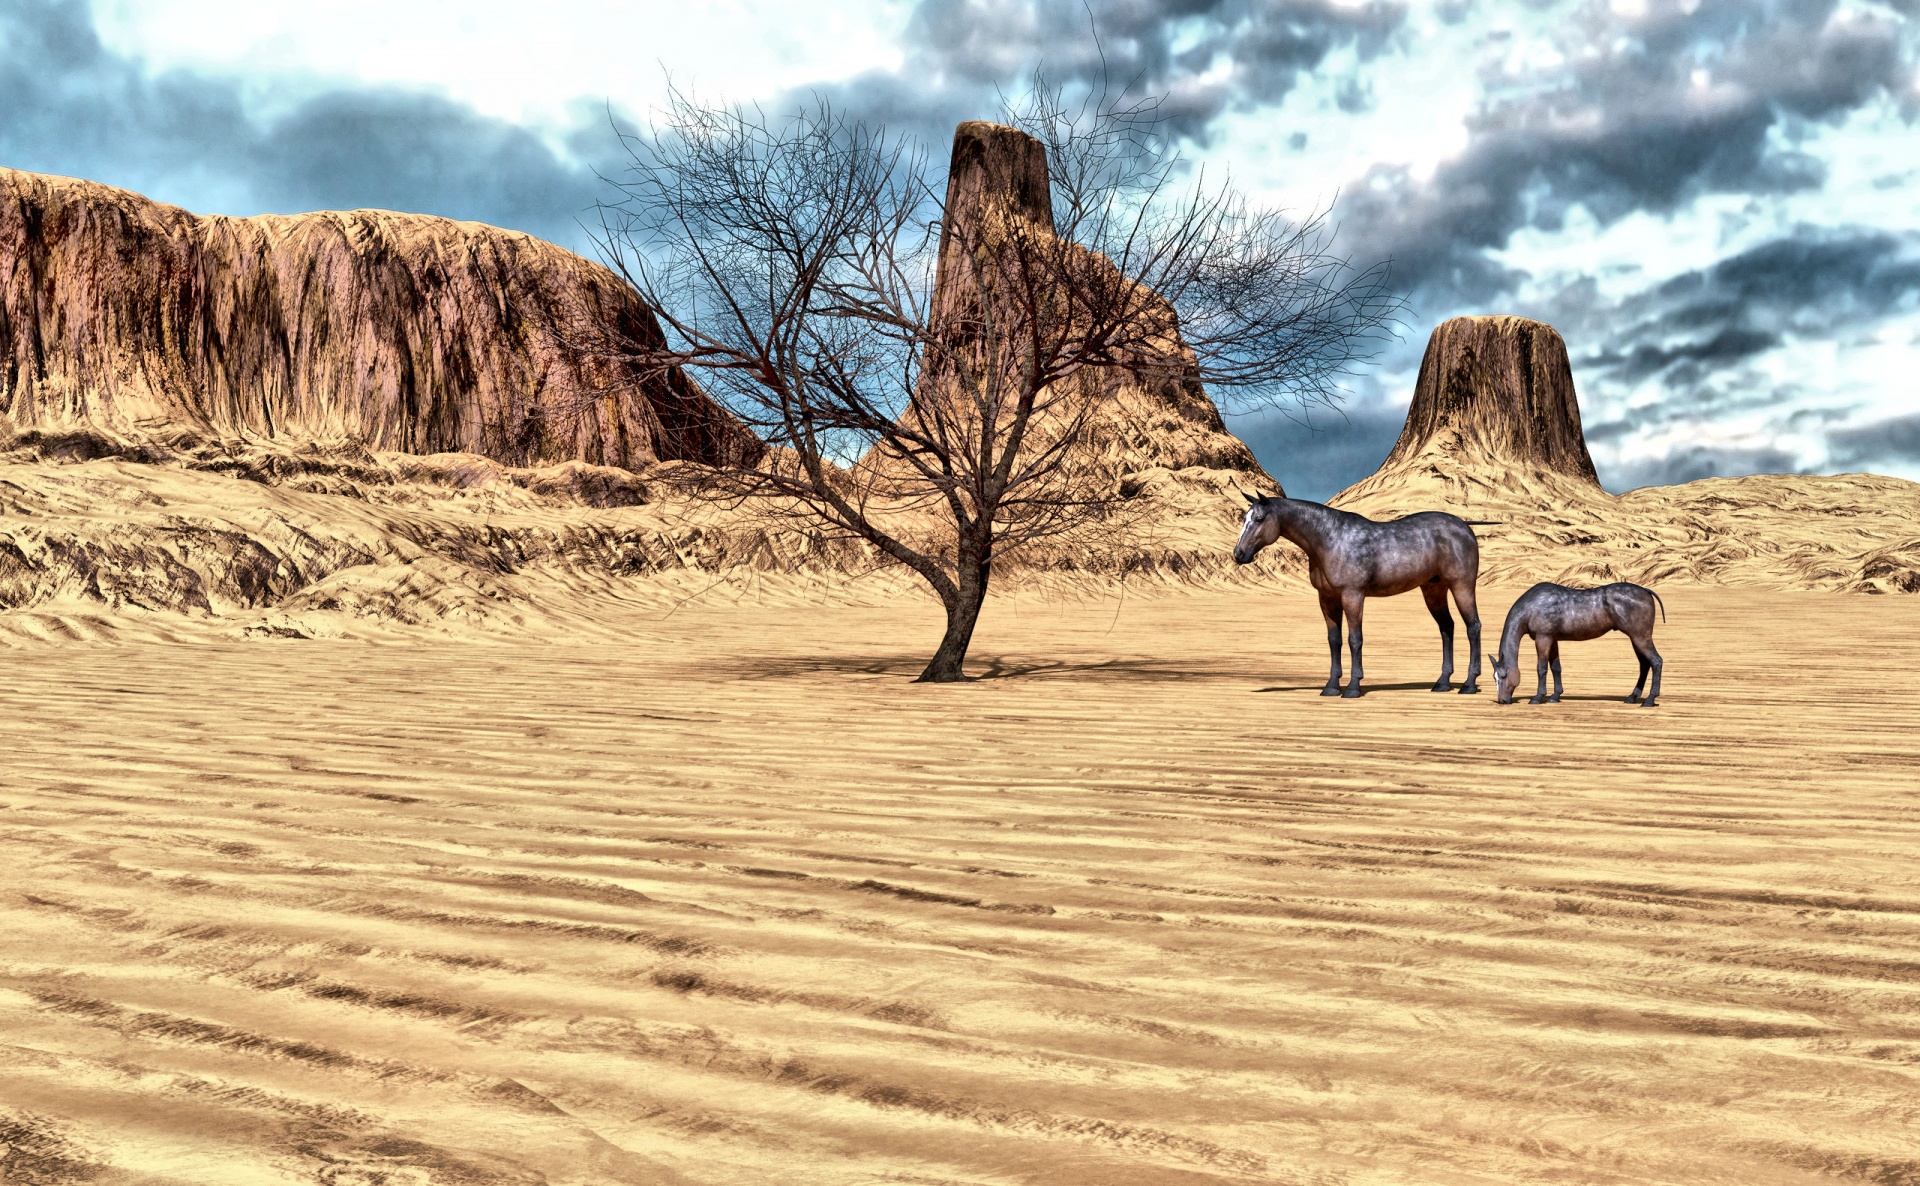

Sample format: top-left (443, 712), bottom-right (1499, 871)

top-left (1334, 461), bottom-right (1920, 595)
top-left (4, 172), bottom-right (1917, 1186)
top-left (2, 587), bottom-right (1917, 1184)
top-left (0, 433), bottom-right (1308, 647)
top-left (1, 432), bottom-right (1914, 655)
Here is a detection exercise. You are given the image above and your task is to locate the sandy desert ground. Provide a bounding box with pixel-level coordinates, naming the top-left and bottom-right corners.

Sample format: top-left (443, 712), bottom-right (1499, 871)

top-left (2, 583), bottom-right (1917, 1186)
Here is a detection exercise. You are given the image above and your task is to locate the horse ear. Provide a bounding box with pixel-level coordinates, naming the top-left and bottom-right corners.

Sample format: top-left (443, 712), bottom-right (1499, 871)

top-left (1242, 491), bottom-right (1259, 505)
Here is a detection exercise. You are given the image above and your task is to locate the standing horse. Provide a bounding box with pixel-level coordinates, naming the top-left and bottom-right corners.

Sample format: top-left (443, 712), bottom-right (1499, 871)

top-left (1233, 495), bottom-right (1488, 698)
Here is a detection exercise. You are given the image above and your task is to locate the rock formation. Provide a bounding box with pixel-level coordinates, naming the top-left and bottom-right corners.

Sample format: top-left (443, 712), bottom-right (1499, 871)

top-left (0, 168), bottom-right (761, 470)
top-left (1335, 315), bottom-right (1604, 516)
top-left (1388, 315), bottom-right (1598, 481)
top-left (909, 122), bottom-right (1275, 490)
top-left (1324, 315), bottom-right (1920, 593)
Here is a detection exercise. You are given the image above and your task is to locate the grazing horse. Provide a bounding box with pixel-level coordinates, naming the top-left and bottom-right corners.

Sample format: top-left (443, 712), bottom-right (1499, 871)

top-left (1492, 582), bottom-right (1666, 707)
top-left (1233, 494), bottom-right (1487, 698)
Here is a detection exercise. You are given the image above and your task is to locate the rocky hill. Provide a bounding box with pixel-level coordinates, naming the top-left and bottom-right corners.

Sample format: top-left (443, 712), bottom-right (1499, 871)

top-left (918, 123), bottom-right (1272, 489)
top-left (864, 121), bottom-right (1281, 580)
top-left (0, 168), bottom-right (759, 470)
top-left (1332, 315), bottom-right (1920, 593)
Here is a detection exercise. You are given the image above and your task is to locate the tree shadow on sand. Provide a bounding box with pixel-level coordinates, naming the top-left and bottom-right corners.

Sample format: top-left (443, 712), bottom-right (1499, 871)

top-left (723, 654), bottom-right (1235, 683)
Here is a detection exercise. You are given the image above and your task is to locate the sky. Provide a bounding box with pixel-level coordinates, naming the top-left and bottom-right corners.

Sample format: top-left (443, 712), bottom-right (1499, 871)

top-left (2, 0), bottom-right (1915, 498)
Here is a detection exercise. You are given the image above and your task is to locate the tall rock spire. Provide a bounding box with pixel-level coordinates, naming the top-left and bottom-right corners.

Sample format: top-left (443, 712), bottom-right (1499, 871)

top-left (1380, 315), bottom-right (1599, 483)
top-left (901, 121), bottom-right (1274, 488)
top-left (1334, 315), bottom-right (1606, 515)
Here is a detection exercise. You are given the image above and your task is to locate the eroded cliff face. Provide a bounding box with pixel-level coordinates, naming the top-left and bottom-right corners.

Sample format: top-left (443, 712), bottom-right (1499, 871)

top-left (923, 123), bottom-right (1275, 490)
top-left (1335, 315), bottom-right (1604, 514)
top-left (0, 168), bottom-right (761, 470)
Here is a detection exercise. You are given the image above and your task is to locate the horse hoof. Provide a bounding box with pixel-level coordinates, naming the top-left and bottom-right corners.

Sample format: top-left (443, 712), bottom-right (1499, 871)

top-left (1527, 696), bottom-right (1545, 705)
top-left (1341, 687), bottom-right (1363, 699)
top-left (1546, 695), bottom-right (1561, 703)
top-left (1642, 699), bottom-right (1659, 708)
top-left (1320, 685), bottom-right (1342, 697)
top-left (1625, 695), bottom-right (1641, 704)
top-left (1430, 681), bottom-right (1452, 693)
top-left (1458, 685), bottom-right (1480, 695)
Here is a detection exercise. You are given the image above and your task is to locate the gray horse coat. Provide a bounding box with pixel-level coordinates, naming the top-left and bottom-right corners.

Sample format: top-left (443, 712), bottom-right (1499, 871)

top-left (1492, 581), bottom-right (1666, 707)
top-left (1233, 495), bottom-right (1485, 698)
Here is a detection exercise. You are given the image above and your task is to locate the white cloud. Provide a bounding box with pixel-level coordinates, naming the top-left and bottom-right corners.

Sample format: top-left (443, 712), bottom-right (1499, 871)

top-left (47, 0), bottom-right (1919, 488)
top-left (90, 0), bottom-right (914, 128)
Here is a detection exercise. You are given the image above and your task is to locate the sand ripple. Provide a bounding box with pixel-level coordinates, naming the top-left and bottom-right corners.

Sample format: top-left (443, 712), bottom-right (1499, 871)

top-left (2, 588), bottom-right (1916, 1182)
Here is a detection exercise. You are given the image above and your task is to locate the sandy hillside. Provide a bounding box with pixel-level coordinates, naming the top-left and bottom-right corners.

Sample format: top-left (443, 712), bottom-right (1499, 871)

top-left (0, 435), bottom-right (1305, 648)
top-left (1, 431), bottom-right (1915, 653)
top-left (3, 585), bottom-right (1918, 1186)
top-left (1334, 463), bottom-right (1920, 595)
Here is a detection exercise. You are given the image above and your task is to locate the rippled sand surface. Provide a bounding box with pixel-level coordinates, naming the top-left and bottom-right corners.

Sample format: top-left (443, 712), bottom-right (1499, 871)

top-left (3, 587), bottom-right (1917, 1185)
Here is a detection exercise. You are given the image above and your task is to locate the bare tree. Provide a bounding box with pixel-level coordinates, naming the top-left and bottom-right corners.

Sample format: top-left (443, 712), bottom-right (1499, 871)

top-left (591, 83), bottom-right (1398, 682)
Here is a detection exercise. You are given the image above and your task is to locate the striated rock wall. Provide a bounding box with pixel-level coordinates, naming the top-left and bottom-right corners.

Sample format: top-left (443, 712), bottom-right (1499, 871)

top-left (1386, 315), bottom-right (1597, 481)
top-left (0, 168), bottom-right (761, 471)
top-left (912, 122), bottom-right (1276, 492)
top-left (1336, 315), bottom-right (1602, 513)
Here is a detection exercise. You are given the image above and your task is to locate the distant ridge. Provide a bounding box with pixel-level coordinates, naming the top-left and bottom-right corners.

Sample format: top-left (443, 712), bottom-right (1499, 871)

top-left (0, 168), bottom-right (761, 471)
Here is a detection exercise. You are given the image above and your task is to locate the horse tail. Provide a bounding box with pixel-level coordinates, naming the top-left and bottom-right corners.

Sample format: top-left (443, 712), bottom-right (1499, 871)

top-left (1650, 589), bottom-right (1667, 623)
top-left (1460, 520), bottom-right (1500, 526)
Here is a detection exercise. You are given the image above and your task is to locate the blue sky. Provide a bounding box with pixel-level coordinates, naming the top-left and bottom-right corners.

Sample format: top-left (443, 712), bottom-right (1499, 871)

top-left (3, 0), bottom-right (1915, 497)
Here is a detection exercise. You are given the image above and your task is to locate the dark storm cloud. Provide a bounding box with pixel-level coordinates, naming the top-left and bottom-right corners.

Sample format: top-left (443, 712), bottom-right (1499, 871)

top-left (1528, 226), bottom-right (1920, 487)
top-left (1606, 444), bottom-right (1804, 491)
top-left (0, 0), bottom-right (606, 248)
top-left (803, 0), bottom-right (1407, 143)
top-left (1343, 0), bottom-right (1917, 302)
top-left (1227, 402), bottom-right (1406, 500)
top-left (249, 91), bottom-right (601, 237)
top-left (1827, 412), bottom-right (1920, 468)
top-left (1578, 226), bottom-right (1920, 398)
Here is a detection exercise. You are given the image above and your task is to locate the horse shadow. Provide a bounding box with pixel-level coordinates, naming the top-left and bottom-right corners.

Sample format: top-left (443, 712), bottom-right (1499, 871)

top-left (1253, 681), bottom-right (1440, 695)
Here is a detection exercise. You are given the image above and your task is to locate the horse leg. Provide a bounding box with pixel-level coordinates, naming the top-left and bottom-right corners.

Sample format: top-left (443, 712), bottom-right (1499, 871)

top-left (1633, 632), bottom-right (1663, 708)
top-left (1547, 640), bottom-right (1563, 703)
top-left (1422, 580), bottom-right (1454, 692)
top-left (1319, 592), bottom-right (1344, 696)
top-left (1341, 590), bottom-right (1366, 698)
top-left (1453, 579), bottom-right (1483, 694)
top-left (1626, 636), bottom-right (1649, 704)
top-left (1529, 635), bottom-right (1552, 704)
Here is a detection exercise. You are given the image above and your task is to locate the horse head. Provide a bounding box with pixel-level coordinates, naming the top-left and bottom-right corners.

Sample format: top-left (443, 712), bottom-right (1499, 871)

top-left (1233, 493), bottom-right (1281, 565)
top-left (1491, 657), bottom-right (1519, 703)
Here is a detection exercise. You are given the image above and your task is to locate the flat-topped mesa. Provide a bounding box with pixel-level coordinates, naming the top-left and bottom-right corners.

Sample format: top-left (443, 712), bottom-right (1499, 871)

top-left (1335, 315), bottom-right (1603, 516)
top-left (0, 168), bottom-right (762, 471)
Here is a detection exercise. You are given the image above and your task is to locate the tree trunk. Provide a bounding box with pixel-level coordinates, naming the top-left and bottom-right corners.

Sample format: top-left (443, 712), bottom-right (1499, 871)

top-left (916, 558), bottom-right (991, 683)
